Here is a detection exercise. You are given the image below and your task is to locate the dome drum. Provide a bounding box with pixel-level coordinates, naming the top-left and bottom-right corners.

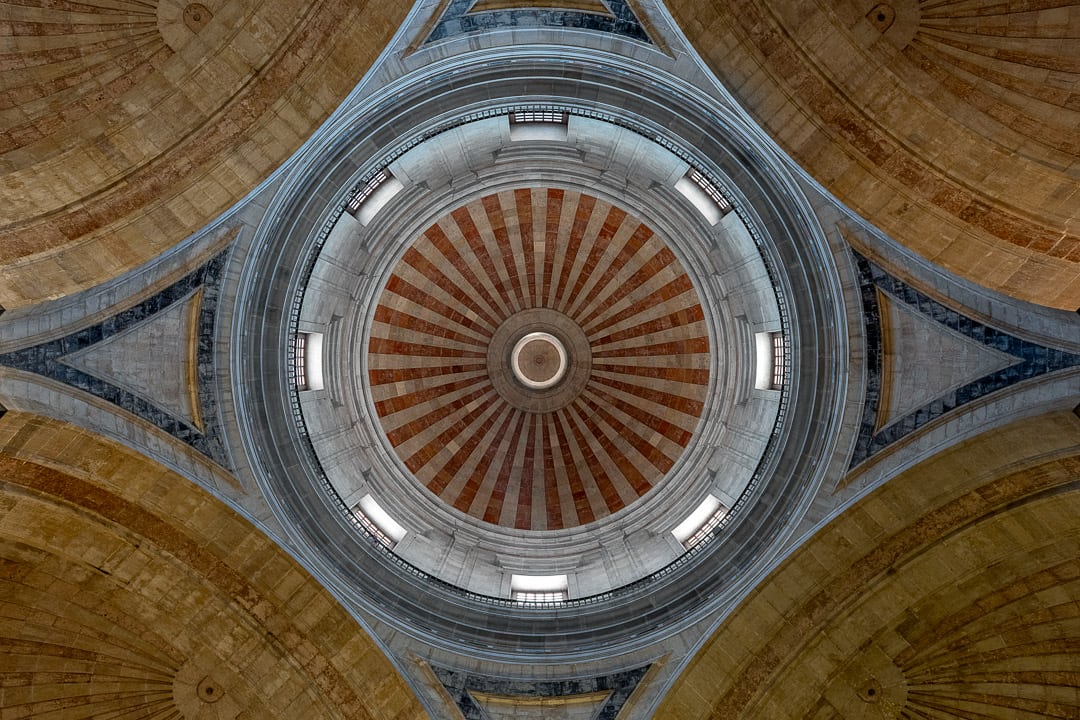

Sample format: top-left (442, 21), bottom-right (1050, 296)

top-left (232, 52), bottom-right (847, 657)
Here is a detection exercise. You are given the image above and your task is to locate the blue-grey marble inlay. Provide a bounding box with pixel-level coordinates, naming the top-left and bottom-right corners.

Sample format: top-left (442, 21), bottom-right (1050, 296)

top-left (432, 664), bottom-right (649, 720)
top-left (426, 0), bottom-right (652, 45)
top-left (0, 251), bottom-right (230, 464)
top-left (850, 252), bottom-right (1080, 468)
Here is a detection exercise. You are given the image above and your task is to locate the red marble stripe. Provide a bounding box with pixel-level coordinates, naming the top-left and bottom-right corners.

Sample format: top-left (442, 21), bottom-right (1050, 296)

top-left (451, 205), bottom-right (518, 314)
top-left (452, 404), bottom-right (518, 513)
top-left (551, 409), bottom-right (596, 526)
top-left (561, 402), bottom-right (626, 518)
top-left (402, 246), bottom-right (501, 329)
top-left (374, 374), bottom-right (489, 416)
top-left (568, 398), bottom-right (653, 496)
top-left (574, 241), bottom-right (671, 330)
top-left (368, 337), bottom-right (486, 358)
top-left (387, 385), bottom-right (492, 450)
top-left (368, 363), bottom-right (486, 385)
top-left (514, 188), bottom-right (538, 309)
top-left (584, 274), bottom-right (696, 336)
top-left (413, 394), bottom-right (500, 487)
top-left (583, 384), bottom-right (689, 453)
top-left (482, 194), bottom-right (527, 312)
top-left (562, 204), bottom-right (627, 317)
top-left (542, 415), bottom-right (565, 530)
top-left (541, 189), bottom-right (564, 306)
top-left (552, 193), bottom-right (596, 313)
top-left (591, 363), bottom-right (710, 385)
top-left (515, 414), bottom-right (538, 529)
top-left (422, 224), bottom-right (506, 324)
top-left (384, 274), bottom-right (494, 335)
top-left (373, 305), bottom-right (487, 347)
top-left (590, 374), bottom-right (705, 418)
top-left (590, 305), bottom-right (705, 346)
top-left (591, 336), bottom-right (710, 358)
top-left (482, 411), bottom-right (528, 524)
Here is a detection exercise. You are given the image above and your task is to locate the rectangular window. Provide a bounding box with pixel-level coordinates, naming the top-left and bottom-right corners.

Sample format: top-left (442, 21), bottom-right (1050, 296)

top-left (511, 110), bottom-right (567, 124)
top-left (688, 169), bottom-right (730, 213)
top-left (674, 169), bottom-right (730, 225)
top-left (295, 332), bottom-right (324, 391)
top-left (353, 494), bottom-right (407, 548)
top-left (509, 110), bottom-right (569, 141)
top-left (348, 170), bottom-right (388, 213)
top-left (672, 494), bottom-right (729, 549)
top-left (510, 574), bottom-right (568, 603)
top-left (295, 333), bottom-right (307, 389)
top-left (348, 170), bottom-right (404, 226)
top-left (754, 331), bottom-right (784, 390)
top-left (771, 332), bottom-right (786, 389)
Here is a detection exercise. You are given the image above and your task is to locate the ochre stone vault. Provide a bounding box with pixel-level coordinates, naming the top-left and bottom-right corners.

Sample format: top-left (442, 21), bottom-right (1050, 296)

top-left (1, 1), bottom-right (1078, 719)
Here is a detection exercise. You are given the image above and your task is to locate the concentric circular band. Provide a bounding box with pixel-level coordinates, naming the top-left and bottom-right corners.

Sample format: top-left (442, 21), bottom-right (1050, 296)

top-left (511, 332), bottom-right (567, 389)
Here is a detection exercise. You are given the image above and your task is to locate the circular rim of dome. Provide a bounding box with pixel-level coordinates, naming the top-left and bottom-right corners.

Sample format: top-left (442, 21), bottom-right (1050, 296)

top-left (511, 332), bottom-right (567, 390)
top-left (233, 51), bottom-right (847, 659)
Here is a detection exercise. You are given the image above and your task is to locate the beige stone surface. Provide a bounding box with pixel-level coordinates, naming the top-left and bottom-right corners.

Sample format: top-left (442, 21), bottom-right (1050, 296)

top-left (670, 0), bottom-right (1080, 308)
top-left (0, 0), bottom-right (411, 308)
top-left (0, 411), bottom-right (428, 720)
top-left (657, 410), bottom-right (1080, 719)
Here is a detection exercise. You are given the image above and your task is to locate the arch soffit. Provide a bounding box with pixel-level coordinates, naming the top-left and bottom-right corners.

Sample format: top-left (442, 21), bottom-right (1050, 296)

top-left (0, 1), bottom-right (410, 309)
top-left (670, 0), bottom-right (1080, 309)
top-left (656, 408), bottom-right (1080, 719)
top-left (0, 410), bottom-right (427, 720)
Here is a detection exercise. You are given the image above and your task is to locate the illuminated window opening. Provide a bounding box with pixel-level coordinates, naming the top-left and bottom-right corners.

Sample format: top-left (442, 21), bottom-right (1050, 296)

top-left (295, 333), bottom-right (307, 389)
top-left (674, 169), bottom-right (729, 225)
top-left (672, 494), bottom-right (728, 549)
top-left (509, 110), bottom-right (569, 141)
top-left (772, 332), bottom-right (786, 389)
top-left (511, 574), bottom-right (568, 603)
top-left (688, 169), bottom-right (730, 212)
top-left (348, 169), bottom-right (404, 226)
top-left (354, 494), bottom-right (407, 548)
top-left (295, 332), bottom-right (324, 391)
top-left (755, 331), bottom-right (785, 390)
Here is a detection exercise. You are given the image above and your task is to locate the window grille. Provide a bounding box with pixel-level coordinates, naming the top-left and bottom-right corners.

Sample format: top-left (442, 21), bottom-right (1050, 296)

top-left (511, 110), bottom-right (567, 125)
top-left (688, 168), bottom-right (731, 212)
top-left (771, 333), bottom-right (786, 389)
top-left (295, 333), bottom-right (308, 389)
top-left (512, 590), bottom-right (568, 603)
top-left (683, 503), bottom-right (729, 549)
top-left (347, 170), bottom-right (389, 213)
top-left (353, 506), bottom-right (397, 548)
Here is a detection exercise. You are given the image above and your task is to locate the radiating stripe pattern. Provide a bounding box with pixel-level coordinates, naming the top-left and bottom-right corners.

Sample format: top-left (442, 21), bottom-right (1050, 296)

top-left (368, 188), bottom-right (710, 530)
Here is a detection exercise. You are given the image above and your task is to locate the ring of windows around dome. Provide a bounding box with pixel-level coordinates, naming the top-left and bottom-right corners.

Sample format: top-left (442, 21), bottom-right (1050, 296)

top-left (232, 52), bottom-right (847, 657)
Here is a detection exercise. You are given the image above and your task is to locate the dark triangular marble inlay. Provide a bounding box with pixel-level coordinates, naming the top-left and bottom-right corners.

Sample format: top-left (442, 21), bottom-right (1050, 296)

top-left (850, 252), bottom-right (1080, 468)
top-left (426, 0), bottom-right (652, 45)
top-left (0, 251), bottom-right (229, 464)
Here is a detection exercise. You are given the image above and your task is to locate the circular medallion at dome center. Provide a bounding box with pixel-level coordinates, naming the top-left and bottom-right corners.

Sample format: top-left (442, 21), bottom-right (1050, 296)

top-left (513, 332), bottom-right (565, 388)
top-left (367, 189), bottom-right (711, 530)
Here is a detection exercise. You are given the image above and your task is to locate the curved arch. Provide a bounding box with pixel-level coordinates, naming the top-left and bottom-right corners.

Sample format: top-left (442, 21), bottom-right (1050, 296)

top-left (0, 1), bottom-right (410, 308)
top-left (671, 0), bottom-right (1080, 309)
top-left (0, 411), bottom-right (427, 720)
top-left (657, 409), bottom-right (1080, 719)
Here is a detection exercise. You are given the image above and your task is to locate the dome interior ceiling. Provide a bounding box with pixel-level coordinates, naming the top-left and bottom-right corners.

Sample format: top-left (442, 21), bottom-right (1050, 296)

top-left (1, 1), bottom-right (1077, 718)
top-left (368, 188), bottom-right (710, 531)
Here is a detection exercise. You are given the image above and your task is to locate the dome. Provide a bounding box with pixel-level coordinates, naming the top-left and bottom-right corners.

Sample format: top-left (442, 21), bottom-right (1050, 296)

top-left (232, 50), bottom-right (846, 654)
top-left (4, 1), bottom-right (1076, 717)
top-left (368, 189), bottom-right (710, 531)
